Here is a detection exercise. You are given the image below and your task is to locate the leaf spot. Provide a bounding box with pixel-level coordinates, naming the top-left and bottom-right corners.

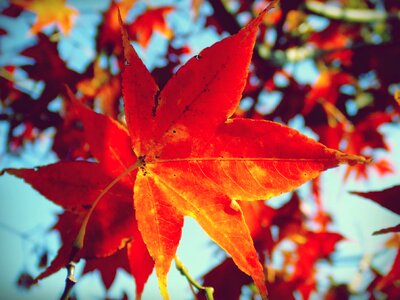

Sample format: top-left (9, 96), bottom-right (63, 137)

top-left (138, 155), bottom-right (146, 166)
top-left (157, 254), bottom-right (165, 261)
top-left (230, 200), bottom-right (241, 212)
top-left (152, 90), bottom-right (161, 117)
top-left (82, 204), bottom-right (91, 210)
top-left (224, 200), bottom-right (241, 215)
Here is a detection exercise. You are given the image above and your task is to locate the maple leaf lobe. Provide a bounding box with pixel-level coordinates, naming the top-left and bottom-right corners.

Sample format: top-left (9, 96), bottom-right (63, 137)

top-left (2, 94), bottom-right (155, 294)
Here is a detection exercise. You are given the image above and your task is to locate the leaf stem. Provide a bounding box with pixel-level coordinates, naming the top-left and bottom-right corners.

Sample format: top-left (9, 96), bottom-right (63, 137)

top-left (61, 158), bottom-right (143, 300)
top-left (73, 158), bottom-right (143, 251)
top-left (60, 262), bottom-right (76, 300)
top-left (174, 256), bottom-right (214, 300)
top-left (318, 99), bottom-right (354, 132)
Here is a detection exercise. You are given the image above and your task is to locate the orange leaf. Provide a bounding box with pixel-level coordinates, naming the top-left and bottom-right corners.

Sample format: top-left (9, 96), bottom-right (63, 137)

top-left (76, 59), bottom-right (121, 118)
top-left (120, 6), bottom-right (366, 299)
top-left (4, 4), bottom-right (367, 299)
top-left (12, 0), bottom-right (78, 35)
top-left (303, 70), bottom-right (354, 115)
top-left (129, 6), bottom-right (174, 48)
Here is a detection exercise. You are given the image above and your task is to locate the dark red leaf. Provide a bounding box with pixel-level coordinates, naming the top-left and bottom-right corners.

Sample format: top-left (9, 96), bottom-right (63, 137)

top-left (352, 185), bottom-right (400, 215)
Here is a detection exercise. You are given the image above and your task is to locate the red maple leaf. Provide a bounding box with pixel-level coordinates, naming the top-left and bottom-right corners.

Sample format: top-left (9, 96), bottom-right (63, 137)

top-left (76, 58), bottom-right (121, 119)
top-left (128, 6), bottom-right (174, 48)
top-left (3, 6), bottom-right (368, 299)
top-left (313, 111), bottom-right (394, 180)
top-left (352, 185), bottom-right (400, 234)
top-left (4, 98), bottom-right (154, 298)
top-left (370, 249), bottom-right (400, 297)
top-left (308, 22), bottom-right (357, 65)
top-left (289, 232), bottom-right (343, 280)
top-left (352, 185), bottom-right (400, 215)
top-left (303, 69), bottom-right (354, 115)
top-left (198, 258), bottom-right (253, 300)
top-left (281, 232), bottom-right (343, 300)
top-left (82, 238), bottom-right (153, 294)
top-left (97, 0), bottom-right (137, 56)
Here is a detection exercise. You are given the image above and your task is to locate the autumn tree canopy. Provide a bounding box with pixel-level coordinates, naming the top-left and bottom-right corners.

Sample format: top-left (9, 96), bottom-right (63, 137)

top-left (0, 0), bottom-right (399, 299)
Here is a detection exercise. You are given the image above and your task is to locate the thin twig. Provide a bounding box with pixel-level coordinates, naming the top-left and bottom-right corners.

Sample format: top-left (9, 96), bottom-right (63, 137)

top-left (56, 151), bottom-right (143, 300)
top-left (60, 262), bottom-right (76, 300)
top-left (267, 41), bottom-right (397, 65)
top-left (305, 1), bottom-right (400, 23)
top-left (174, 256), bottom-right (214, 300)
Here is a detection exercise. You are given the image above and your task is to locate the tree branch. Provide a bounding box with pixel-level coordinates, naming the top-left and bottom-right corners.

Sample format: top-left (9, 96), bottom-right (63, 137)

top-left (305, 1), bottom-right (400, 23)
top-left (60, 262), bottom-right (76, 300)
top-left (268, 41), bottom-right (397, 64)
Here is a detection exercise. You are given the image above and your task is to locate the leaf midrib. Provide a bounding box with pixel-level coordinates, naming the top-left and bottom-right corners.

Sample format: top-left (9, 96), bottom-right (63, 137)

top-left (147, 157), bottom-right (341, 164)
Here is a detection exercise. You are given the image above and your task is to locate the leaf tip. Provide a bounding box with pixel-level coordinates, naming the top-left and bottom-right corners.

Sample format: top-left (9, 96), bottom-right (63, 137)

top-left (62, 85), bottom-right (86, 118)
top-left (157, 274), bottom-right (170, 300)
top-left (1, 168), bottom-right (22, 177)
top-left (372, 224), bottom-right (400, 235)
top-left (31, 279), bottom-right (39, 287)
top-left (256, 0), bottom-right (279, 23)
top-left (335, 152), bottom-right (372, 166)
top-left (372, 229), bottom-right (382, 235)
top-left (255, 277), bottom-right (268, 300)
top-left (117, 6), bottom-right (123, 27)
top-left (64, 84), bottom-right (74, 100)
top-left (119, 7), bottom-right (133, 65)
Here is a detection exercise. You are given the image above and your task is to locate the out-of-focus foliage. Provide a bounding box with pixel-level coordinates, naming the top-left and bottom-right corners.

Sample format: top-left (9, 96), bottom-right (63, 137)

top-left (1, 0), bottom-right (399, 299)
